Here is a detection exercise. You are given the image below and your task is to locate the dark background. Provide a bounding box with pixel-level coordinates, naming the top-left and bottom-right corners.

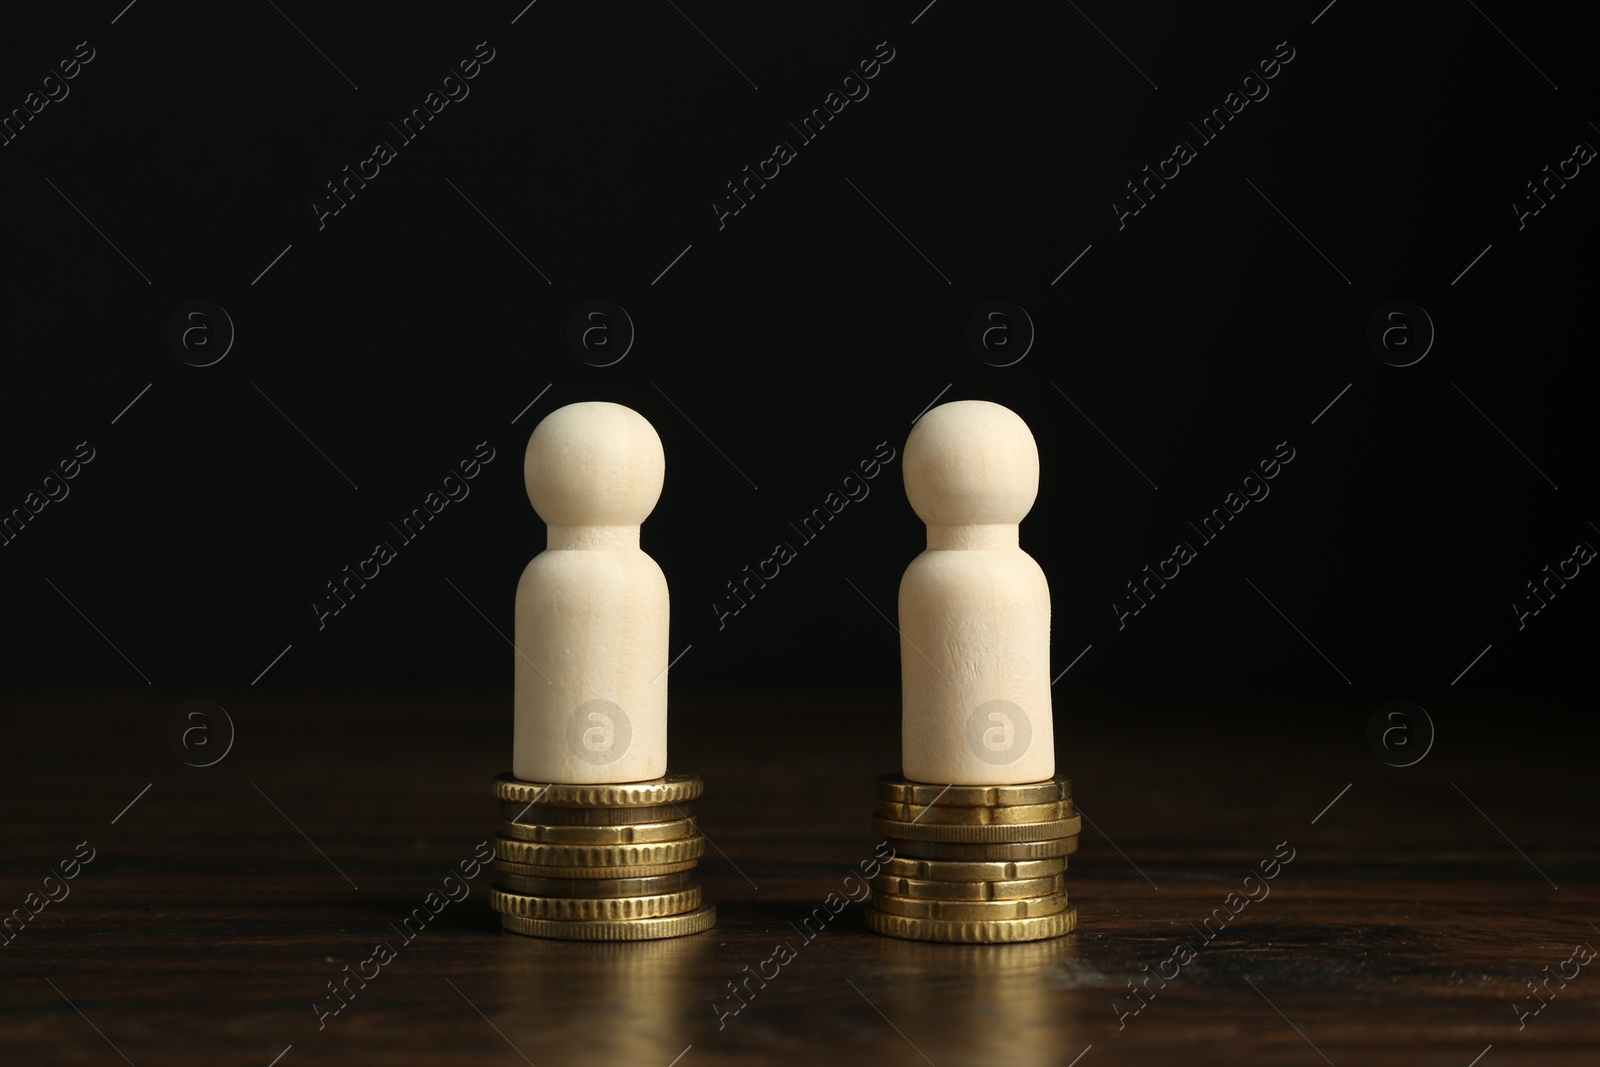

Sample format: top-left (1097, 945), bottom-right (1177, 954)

top-left (1, 0), bottom-right (1594, 709)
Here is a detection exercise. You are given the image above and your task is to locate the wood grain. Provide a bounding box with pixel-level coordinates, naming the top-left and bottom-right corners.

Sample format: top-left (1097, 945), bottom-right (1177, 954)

top-left (1, 691), bottom-right (1594, 1066)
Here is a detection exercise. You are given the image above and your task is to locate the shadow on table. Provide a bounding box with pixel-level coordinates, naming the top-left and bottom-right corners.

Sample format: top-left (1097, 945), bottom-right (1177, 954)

top-left (492, 925), bottom-right (711, 1059)
top-left (853, 920), bottom-right (1090, 1067)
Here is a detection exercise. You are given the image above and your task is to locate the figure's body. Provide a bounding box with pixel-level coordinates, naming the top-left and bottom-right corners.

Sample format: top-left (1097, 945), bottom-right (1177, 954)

top-left (514, 402), bottom-right (669, 783)
top-left (899, 401), bottom-right (1054, 785)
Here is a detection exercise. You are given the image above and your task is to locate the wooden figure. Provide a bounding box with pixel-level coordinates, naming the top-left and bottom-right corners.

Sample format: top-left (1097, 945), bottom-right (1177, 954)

top-left (514, 402), bottom-right (670, 783)
top-left (899, 400), bottom-right (1054, 785)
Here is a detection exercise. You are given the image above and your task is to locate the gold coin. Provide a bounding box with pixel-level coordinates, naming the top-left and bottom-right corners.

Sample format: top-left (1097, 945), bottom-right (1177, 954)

top-left (496, 871), bottom-right (695, 898)
top-left (872, 891), bottom-right (1066, 921)
top-left (871, 872), bottom-right (1064, 901)
top-left (863, 904), bottom-right (1076, 943)
top-left (882, 836), bottom-right (1077, 861)
top-left (877, 774), bottom-right (1071, 807)
top-left (871, 814), bottom-right (1082, 843)
top-left (501, 801), bottom-right (685, 826)
top-left (493, 772), bottom-right (703, 807)
top-left (876, 799), bottom-right (1074, 825)
top-left (877, 855), bottom-right (1066, 882)
top-left (500, 901), bottom-right (717, 941)
top-left (500, 816), bottom-right (697, 845)
top-left (494, 858), bottom-right (698, 880)
top-left (493, 833), bottom-right (704, 868)
top-left (491, 885), bottom-right (702, 921)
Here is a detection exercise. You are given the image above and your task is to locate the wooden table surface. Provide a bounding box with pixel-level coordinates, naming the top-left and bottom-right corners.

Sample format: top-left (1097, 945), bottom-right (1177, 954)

top-left (2, 691), bottom-right (1593, 1066)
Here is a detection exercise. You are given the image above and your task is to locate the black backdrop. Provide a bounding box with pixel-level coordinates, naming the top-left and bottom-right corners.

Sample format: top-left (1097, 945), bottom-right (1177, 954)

top-left (1, 1), bottom-right (1593, 711)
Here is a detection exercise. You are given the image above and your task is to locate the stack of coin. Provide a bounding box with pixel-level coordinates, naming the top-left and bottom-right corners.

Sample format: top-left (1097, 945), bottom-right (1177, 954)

top-left (865, 774), bottom-right (1078, 943)
top-left (490, 772), bottom-right (716, 940)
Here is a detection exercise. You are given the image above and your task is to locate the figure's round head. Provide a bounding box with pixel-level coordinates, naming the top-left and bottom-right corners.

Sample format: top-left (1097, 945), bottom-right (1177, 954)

top-left (903, 400), bottom-right (1039, 525)
top-left (524, 402), bottom-right (665, 525)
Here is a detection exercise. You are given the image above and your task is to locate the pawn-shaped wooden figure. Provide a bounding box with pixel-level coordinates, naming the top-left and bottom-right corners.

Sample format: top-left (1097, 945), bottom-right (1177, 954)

top-left (514, 401), bottom-right (669, 784)
top-left (899, 400), bottom-right (1054, 785)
